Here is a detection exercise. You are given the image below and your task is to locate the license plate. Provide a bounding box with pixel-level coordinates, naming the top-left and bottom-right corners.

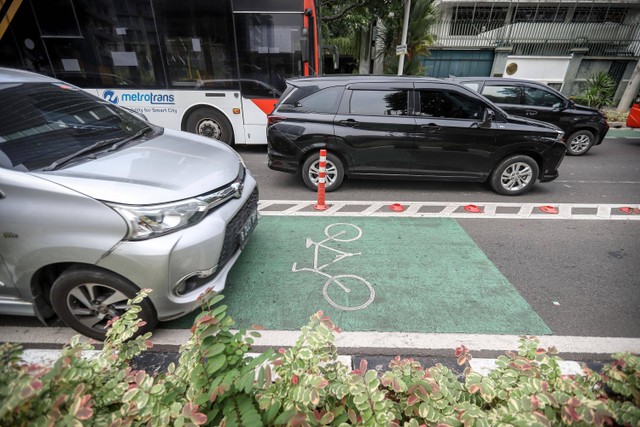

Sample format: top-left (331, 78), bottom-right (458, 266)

top-left (238, 209), bottom-right (259, 249)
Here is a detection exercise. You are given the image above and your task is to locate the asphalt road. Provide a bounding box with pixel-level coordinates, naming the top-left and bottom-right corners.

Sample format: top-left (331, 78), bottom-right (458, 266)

top-left (2, 135), bottom-right (639, 340)
top-left (235, 134), bottom-right (640, 338)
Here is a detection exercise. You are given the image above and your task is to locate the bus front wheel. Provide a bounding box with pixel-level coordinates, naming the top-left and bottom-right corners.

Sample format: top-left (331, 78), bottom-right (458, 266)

top-left (186, 108), bottom-right (234, 145)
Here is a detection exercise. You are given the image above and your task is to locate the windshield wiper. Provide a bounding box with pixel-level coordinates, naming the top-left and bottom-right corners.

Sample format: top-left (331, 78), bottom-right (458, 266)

top-left (105, 126), bottom-right (154, 153)
top-left (42, 126), bottom-right (153, 171)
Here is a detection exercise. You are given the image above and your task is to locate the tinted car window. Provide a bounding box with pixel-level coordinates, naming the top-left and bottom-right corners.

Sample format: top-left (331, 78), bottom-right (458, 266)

top-left (350, 90), bottom-right (408, 116)
top-left (418, 90), bottom-right (483, 119)
top-left (481, 85), bottom-right (521, 105)
top-left (0, 82), bottom-right (151, 171)
top-left (296, 86), bottom-right (343, 113)
top-left (523, 86), bottom-right (563, 107)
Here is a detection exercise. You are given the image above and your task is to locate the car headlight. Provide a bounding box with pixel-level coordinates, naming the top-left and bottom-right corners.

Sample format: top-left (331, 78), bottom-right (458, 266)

top-left (107, 199), bottom-right (208, 240)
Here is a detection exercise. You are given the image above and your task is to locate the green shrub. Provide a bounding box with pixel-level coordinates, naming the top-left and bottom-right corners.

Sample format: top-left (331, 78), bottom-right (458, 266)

top-left (574, 72), bottom-right (616, 109)
top-left (0, 290), bottom-right (638, 426)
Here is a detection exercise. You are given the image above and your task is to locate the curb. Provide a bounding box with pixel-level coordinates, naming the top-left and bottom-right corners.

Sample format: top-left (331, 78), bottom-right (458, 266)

top-left (3, 326), bottom-right (639, 361)
top-left (19, 349), bottom-right (586, 378)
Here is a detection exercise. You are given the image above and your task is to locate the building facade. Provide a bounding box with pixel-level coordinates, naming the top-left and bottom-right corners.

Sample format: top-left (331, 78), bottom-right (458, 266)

top-left (425, 0), bottom-right (640, 107)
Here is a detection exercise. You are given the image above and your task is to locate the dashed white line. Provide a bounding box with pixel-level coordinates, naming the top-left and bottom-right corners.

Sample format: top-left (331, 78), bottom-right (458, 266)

top-left (258, 201), bottom-right (640, 220)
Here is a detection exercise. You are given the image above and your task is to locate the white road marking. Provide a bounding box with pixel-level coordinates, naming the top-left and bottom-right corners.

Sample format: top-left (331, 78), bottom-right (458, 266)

top-left (259, 201), bottom-right (640, 220)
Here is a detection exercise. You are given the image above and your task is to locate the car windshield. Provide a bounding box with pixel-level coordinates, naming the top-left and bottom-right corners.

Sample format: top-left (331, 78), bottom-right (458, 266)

top-left (0, 82), bottom-right (153, 171)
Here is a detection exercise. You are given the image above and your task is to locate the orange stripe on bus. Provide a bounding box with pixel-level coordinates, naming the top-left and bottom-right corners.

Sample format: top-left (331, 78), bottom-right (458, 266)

top-left (251, 99), bottom-right (278, 116)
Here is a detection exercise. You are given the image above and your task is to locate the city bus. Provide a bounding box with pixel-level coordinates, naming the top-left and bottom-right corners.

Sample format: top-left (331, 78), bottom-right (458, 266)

top-left (0, 0), bottom-right (319, 145)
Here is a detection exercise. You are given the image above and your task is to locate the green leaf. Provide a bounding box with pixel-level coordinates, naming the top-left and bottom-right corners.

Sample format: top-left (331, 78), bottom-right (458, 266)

top-left (206, 354), bottom-right (227, 375)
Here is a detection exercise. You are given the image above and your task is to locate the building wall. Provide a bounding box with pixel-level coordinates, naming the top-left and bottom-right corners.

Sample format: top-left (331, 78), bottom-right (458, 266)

top-left (502, 56), bottom-right (570, 87)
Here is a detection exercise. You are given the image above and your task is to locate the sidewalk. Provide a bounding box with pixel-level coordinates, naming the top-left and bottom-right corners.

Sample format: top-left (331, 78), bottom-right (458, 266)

top-left (606, 124), bottom-right (640, 138)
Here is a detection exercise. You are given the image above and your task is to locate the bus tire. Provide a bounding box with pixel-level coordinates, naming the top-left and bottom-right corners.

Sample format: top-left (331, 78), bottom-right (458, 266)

top-left (186, 107), bottom-right (234, 145)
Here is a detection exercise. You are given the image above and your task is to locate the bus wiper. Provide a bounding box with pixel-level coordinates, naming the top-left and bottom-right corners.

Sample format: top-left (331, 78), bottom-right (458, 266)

top-left (42, 127), bottom-right (153, 171)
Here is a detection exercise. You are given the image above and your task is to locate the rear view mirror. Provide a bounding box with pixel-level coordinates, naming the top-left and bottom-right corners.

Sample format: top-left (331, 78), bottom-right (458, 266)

top-left (479, 108), bottom-right (494, 128)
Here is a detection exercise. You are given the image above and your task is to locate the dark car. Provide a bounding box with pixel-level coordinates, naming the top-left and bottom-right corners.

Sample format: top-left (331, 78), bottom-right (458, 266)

top-left (267, 75), bottom-right (566, 196)
top-left (447, 77), bottom-right (609, 156)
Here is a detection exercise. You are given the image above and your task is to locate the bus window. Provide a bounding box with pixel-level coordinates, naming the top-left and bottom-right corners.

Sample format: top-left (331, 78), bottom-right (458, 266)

top-left (234, 12), bottom-right (304, 98)
top-left (29, 0), bottom-right (165, 88)
top-left (154, 0), bottom-right (239, 89)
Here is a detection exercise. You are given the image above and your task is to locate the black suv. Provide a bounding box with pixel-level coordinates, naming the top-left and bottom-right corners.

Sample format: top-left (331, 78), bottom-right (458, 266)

top-left (267, 75), bottom-right (566, 196)
top-left (447, 77), bottom-right (609, 156)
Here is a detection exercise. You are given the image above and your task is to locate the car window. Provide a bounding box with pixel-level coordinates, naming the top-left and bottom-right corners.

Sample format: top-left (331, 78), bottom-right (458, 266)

top-left (462, 82), bottom-right (480, 92)
top-left (418, 90), bottom-right (483, 120)
top-left (481, 85), bottom-right (522, 105)
top-left (279, 86), bottom-right (343, 114)
top-left (0, 82), bottom-right (152, 171)
top-left (349, 90), bottom-right (408, 116)
top-left (523, 86), bottom-right (563, 107)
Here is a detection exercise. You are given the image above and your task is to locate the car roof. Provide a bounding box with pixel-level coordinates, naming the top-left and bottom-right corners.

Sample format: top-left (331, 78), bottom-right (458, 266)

top-left (0, 67), bottom-right (59, 84)
top-left (288, 74), bottom-right (442, 86)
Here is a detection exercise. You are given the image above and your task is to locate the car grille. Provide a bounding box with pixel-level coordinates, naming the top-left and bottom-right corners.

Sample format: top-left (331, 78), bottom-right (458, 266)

top-left (214, 187), bottom-right (259, 276)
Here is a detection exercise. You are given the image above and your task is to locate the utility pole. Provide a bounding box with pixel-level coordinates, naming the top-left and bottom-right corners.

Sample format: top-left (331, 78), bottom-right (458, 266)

top-left (397, 0), bottom-right (411, 75)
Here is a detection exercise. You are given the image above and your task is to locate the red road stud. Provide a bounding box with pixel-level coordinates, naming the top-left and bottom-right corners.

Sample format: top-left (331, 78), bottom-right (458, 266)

top-left (538, 205), bottom-right (559, 214)
top-left (389, 203), bottom-right (406, 212)
top-left (464, 204), bottom-right (482, 213)
top-left (619, 207), bottom-right (640, 214)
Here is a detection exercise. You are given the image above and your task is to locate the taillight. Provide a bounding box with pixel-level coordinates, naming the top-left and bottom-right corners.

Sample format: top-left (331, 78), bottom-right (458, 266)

top-left (268, 115), bottom-right (286, 125)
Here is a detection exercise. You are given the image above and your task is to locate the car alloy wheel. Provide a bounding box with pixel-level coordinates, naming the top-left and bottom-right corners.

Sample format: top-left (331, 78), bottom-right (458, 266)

top-left (566, 130), bottom-right (594, 156)
top-left (51, 266), bottom-right (157, 341)
top-left (490, 154), bottom-right (539, 196)
top-left (501, 162), bottom-right (533, 191)
top-left (301, 152), bottom-right (345, 192)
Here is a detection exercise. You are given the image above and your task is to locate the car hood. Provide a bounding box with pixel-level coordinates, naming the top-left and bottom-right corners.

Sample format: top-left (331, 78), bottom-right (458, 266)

top-left (31, 128), bottom-right (241, 204)
top-left (571, 103), bottom-right (602, 114)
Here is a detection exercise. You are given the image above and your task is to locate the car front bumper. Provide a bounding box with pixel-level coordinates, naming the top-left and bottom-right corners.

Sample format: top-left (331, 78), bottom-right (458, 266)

top-left (96, 175), bottom-right (259, 322)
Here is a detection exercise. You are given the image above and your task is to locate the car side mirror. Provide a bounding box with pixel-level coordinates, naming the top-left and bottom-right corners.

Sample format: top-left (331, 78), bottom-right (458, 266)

top-left (479, 108), bottom-right (494, 128)
top-left (552, 100), bottom-right (569, 112)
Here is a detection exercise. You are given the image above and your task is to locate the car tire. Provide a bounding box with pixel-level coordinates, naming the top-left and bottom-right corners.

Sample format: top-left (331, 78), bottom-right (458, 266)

top-left (50, 266), bottom-right (158, 341)
top-left (186, 107), bottom-right (234, 145)
top-left (565, 130), bottom-right (594, 156)
top-left (490, 155), bottom-right (539, 196)
top-left (301, 152), bottom-right (344, 192)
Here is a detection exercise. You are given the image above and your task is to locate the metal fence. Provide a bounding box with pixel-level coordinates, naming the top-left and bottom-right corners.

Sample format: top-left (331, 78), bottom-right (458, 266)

top-left (433, 18), bottom-right (640, 57)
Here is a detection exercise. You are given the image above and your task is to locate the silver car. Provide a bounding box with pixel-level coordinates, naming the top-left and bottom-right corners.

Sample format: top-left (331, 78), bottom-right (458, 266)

top-left (0, 68), bottom-right (259, 340)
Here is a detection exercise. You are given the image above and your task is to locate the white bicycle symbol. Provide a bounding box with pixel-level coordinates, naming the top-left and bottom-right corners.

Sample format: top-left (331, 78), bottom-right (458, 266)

top-left (292, 223), bottom-right (375, 311)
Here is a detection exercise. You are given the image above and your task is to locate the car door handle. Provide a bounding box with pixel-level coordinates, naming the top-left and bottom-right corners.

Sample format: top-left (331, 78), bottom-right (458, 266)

top-left (420, 123), bottom-right (441, 131)
top-left (0, 189), bottom-right (5, 199)
top-left (525, 110), bottom-right (538, 116)
top-left (338, 119), bottom-right (359, 127)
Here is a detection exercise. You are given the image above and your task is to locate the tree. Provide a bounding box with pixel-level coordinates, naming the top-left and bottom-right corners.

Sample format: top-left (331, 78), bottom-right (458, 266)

top-left (319, 0), bottom-right (438, 75)
top-left (375, 0), bottom-right (439, 75)
top-left (319, 0), bottom-right (398, 73)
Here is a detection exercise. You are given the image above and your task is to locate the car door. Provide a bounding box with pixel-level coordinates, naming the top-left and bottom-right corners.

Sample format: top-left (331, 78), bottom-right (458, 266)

top-left (333, 83), bottom-right (415, 174)
top-left (412, 84), bottom-right (498, 179)
top-left (521, 85), bottom-right (569, 130)
top-left (0, 181), bottom-right (23, 311)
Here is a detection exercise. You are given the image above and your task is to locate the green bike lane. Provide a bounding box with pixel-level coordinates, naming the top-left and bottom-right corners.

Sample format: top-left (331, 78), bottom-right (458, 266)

top-left (163, 216), bottom-right (551, 335)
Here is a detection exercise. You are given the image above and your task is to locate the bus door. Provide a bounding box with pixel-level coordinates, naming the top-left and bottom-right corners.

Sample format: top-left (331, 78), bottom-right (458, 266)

top-left (233, 2), bottom-right (312, 143)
